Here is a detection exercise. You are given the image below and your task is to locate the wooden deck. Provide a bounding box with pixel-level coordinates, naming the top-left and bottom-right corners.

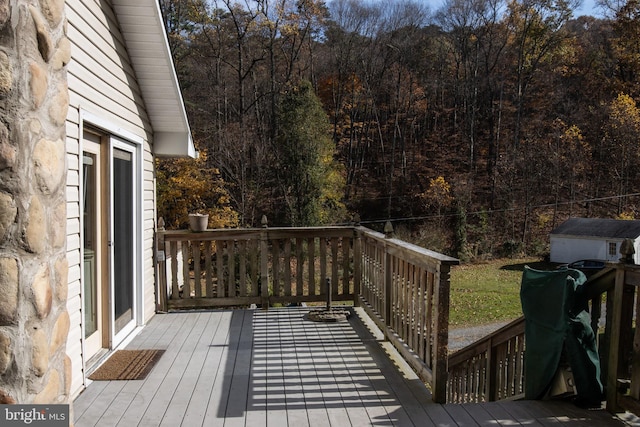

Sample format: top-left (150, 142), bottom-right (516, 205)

top-left (74, 307), bottom-right (631, 426)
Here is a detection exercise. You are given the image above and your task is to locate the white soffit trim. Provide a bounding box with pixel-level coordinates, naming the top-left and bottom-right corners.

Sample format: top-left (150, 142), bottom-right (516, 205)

top-left (111, 0), bottom-right (196, 158)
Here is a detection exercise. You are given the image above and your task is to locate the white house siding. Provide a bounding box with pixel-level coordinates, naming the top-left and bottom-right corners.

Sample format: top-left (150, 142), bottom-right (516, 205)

top-left (65, 0), bottom-right (158, 398)
top-left (549, 235), bottom-right (637, 263)
top-left (549, 235), bottom-right (616, 264)
top-left (65, 97), bottom-right (84, 397)
top-left (143, 153), bottom-right (157, 322)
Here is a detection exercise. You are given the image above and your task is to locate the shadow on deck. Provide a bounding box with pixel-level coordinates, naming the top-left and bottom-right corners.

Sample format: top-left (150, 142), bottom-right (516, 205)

top-left (73, 308), bottom-right (629, 426)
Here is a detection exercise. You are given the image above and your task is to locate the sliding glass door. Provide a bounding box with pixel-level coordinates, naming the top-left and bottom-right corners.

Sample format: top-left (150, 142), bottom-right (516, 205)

top-left (82, 129), bottom-right (140, 363)
top-left (82, 135), bottom-right (105, 361)
top-left (110, 140), bottom-right (137, 342)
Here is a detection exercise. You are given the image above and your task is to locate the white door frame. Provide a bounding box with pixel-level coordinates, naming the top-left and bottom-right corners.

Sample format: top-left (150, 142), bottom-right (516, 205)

top-left (81, 136), bottom-right (105, 360)
top-left (79, 111), bottom-right (145, 366)
top-left (108, 137), bottom-right (141, 346)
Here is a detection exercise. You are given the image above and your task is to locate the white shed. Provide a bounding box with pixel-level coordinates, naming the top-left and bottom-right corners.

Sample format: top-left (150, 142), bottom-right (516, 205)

top-left (549, 218), bottom-right (640, 264)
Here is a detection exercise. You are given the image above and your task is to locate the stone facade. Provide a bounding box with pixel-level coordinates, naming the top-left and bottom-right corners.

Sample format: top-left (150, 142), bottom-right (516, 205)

top-left (0, 0), bottom-right (71, 408)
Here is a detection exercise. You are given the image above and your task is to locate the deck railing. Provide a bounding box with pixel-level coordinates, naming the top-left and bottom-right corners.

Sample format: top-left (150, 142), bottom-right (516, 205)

top-left (445, 260), bottom-right (640, 415)
top-left (154, 220), bottom-right (459, 403)
top-left (156, 225), bottom-right (357, 310)
top-left (154, 222), bottom-right (640, 411)
top-left (445, 269), bottom-right (616, 405)
top-left (591, 263), bottom-right (640, 415)
top-left (356, 227), bottom-right (458, 402)
top-left (447, 318), bottom-right (525, 403)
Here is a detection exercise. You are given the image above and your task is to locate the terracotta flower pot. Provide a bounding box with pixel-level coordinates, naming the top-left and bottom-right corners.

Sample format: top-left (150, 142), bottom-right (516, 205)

top-left (188, 213), bottom-right (209, 232)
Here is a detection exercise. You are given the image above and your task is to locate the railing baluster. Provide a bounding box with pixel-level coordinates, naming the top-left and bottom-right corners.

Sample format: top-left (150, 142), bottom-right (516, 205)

top-left (331, 237), bottom-right (339, 298)
top-left (227, 240), bottom-right (235, 297)
top-left (342, 237), bottom-right (350, 296)
top-left (479, 353), bottom-right (487, 401)
top-left (425, 271), bottom-right (434, 367)
top-left (294, 238), bottom-right (302, 296)
top-left (249, 239), bottom-right (259, 297)
top-left (216, 241), bottom-right (224, 298)
top-left (156, 228), bottom-right (168, 311)
top-left (317, 238), bottom-right (325, 297)
top-left (308, 237), bottom-right (316, 295)
top-left (283, 239), bottom-right (291, 296)
top-left (394, 258), bottom-right (401, 337)
top-left (353, 230), bottom-right (361, 304)
top-left (239, 240), bottom-right (247, 296)
top-left (384, 244), bottom-right (392, 330)
top-left (193, 241), bottom-right (201, 298)
top-left (204, 241), bottom-right (213, 297)
top-left (404, 259), bottom-right (410, 345)
top-left (181, 240), bottom-right (190, 298)
top-left (410, 264), bottom-right (417, 352)
top-left (272, 239), bottom-right (280, 297)
top-left (170, 241), bottom-right (178, 300)
top-left (515, 335), bottom-right (525, 397)
top-left (418, 267), bottom-right (426, 361)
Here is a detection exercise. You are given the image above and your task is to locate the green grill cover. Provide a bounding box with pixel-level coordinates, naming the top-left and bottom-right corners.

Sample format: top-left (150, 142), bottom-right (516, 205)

top-left (520, 267), bottom-right (603, 403)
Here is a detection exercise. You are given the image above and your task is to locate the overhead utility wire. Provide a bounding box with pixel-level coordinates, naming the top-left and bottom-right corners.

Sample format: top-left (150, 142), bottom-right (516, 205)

top-left (346, 192), bottom-right (640, 226)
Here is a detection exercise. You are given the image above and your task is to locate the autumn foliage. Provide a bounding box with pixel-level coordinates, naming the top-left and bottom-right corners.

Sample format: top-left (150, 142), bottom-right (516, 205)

top-left (158, 0), bottom-right (640, 259)
top-left (156, 151), bottom-right (238, 229)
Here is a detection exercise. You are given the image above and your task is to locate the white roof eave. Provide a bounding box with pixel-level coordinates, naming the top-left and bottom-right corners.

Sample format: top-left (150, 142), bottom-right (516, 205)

top-left (111, 0), bottom-right (196, 158)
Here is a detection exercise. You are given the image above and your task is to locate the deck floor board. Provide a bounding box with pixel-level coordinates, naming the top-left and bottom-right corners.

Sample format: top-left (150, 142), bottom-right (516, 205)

top-left (181, 310), bottom-right (234, 427)
top-left (74, 307), bottom-right (629, 427)
top-left (98, 312), bottom-right (198, 427)
top-left (131, 311), bottom-right (206, 426)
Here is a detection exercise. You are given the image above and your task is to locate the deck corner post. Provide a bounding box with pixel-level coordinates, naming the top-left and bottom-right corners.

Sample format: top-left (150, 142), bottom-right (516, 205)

top-left (260, 219), bottom-right (270, 309)
top-left (432, 262), bottom-right (451, 403)
top-left (155, 220), bottom-right (168, 312)
top-left (606, 265), bottom-right (626, 412)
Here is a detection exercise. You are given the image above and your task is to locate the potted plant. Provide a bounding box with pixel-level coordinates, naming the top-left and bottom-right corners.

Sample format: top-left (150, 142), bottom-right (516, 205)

top-left (188, 199), bottom-right (209, 232)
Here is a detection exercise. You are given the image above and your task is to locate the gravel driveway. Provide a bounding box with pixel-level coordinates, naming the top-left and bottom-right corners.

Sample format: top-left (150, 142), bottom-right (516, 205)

top-left (448, 320), bottom-right (512, 352)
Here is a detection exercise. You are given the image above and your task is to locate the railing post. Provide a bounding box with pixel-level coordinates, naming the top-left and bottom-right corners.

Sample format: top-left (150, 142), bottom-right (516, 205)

top-left (384, 222), bottom-right (393, 333)
top-left (155, 217), bottom-right (168, 312)
top-left (260, 215), bottom-right (270, 309)
top-left (353, 226), bottom-right (362, 307)
top-left (432, 262), bottom-right (451, 403)
top-left (606, 264), bottom-right (625, 412)
top-left (486, 337), bottom-right (496, 401)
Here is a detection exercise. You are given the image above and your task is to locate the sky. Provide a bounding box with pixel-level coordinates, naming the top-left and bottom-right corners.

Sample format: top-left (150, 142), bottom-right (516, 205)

top-left (574, 0), bottom-right (601, 16)
top-left (416, 0), bottom-right (602, 17)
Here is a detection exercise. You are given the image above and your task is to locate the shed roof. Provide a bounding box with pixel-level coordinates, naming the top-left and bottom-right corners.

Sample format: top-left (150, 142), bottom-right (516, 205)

top-left (112, 0), bottom-right (195, 158)
top-left (550, 218), bottom-right (640, 239)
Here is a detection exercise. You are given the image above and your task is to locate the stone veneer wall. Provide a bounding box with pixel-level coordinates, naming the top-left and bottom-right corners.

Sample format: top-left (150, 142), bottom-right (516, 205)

top-left (0, 0), bottom-right (71, 406)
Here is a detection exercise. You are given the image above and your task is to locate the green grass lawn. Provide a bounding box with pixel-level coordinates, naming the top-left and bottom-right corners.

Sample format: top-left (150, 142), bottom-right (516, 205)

top-left (448, 257), bottom-right (555, 328)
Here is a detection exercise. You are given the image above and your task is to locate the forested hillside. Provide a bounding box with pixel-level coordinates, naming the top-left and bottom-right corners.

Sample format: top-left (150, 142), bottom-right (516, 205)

top-left (157, 0), bottom-right (640, 260)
